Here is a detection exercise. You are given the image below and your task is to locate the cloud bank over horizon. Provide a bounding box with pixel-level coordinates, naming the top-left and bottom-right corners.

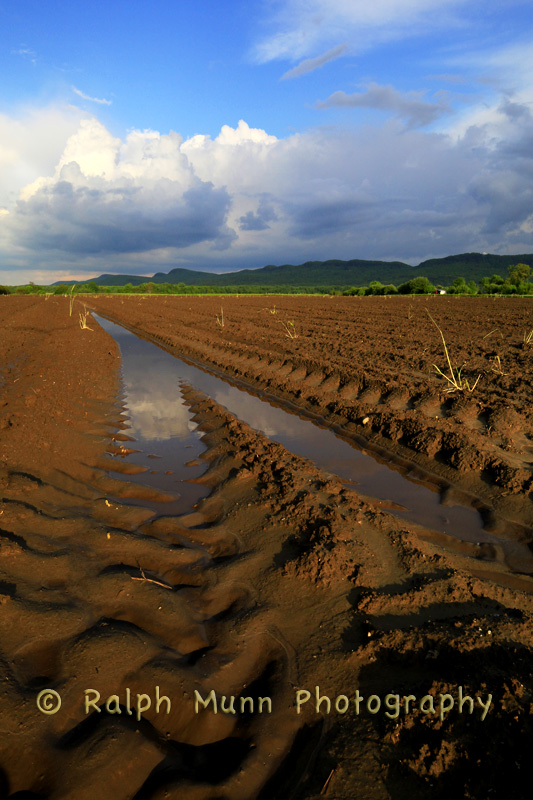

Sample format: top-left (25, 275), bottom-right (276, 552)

top-left (1, 100), bottom-right (532, 284)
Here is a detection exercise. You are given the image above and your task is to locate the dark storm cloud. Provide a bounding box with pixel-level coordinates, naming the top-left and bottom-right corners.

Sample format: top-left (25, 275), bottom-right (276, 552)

top-left (239, 200), bottom-right (278, 231)
top-left (286, 198), bottom-right (376, 239)
top-left (463, 99), bottom-right (533, 239)
top-left (10, 165), bottom-right (235, 255)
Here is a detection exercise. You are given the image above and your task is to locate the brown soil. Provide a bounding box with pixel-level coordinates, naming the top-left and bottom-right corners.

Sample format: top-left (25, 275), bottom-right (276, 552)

top-left (1, 294), bottom-right (532, 800)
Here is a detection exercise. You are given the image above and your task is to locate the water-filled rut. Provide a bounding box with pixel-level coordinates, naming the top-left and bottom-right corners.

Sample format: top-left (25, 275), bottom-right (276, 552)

top-left (96, 313), bottom-right (532, 572)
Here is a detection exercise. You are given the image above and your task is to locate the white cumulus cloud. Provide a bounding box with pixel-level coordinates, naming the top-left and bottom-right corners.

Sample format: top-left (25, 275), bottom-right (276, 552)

top-left (7, 118), bottom-right (235, 257)
top-left (0, 105), bottom-right (85, 208)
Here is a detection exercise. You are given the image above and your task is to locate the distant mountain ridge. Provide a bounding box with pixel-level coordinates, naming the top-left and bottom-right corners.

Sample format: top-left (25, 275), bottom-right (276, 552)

top-left (52, 252), bottom-right (533, 288)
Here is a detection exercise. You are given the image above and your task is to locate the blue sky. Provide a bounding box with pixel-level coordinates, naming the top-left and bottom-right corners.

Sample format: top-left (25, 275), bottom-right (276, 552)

top-left (1, 0), bottom-right (532, 283)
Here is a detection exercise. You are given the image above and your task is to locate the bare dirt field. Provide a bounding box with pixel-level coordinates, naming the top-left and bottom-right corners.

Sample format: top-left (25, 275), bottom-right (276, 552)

top-left (1, 294), bottom-right (532, 799)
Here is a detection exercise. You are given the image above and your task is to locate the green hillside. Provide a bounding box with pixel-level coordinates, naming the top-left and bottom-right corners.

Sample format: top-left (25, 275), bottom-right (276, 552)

top-left (52, 252), bottom-right (533, 288)
top-left (165, 259), bottom-right (411, 287)
top-left (52, 267), bottom-right (214, 287)
top-left (416, 253), bottom-right (533, 286)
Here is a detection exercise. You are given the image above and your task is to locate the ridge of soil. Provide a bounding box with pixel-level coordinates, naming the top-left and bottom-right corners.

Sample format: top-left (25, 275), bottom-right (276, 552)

top-left (0, 295), bottom-right (532, 799)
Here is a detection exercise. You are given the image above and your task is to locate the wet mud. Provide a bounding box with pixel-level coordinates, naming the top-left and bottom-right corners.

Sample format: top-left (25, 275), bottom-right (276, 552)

top-left (1, 295), bottom-right (533, 799)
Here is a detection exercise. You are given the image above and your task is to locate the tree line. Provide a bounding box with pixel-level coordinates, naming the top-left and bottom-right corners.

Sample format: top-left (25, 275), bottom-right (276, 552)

top-left (341, 264), bottom-right (532, 296)
top-left (2, 263), bottom-right (531, 297)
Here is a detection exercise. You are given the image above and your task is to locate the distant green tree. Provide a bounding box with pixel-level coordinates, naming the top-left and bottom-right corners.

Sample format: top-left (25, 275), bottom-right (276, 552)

top-left (508, 263), bottom-right (531, 286)
top-left (447, 276), bottom-right (477, 294)
top-left (366, 280), bottom-right (384, 295)
top-left (78, 281), bottom-right (99, 293)
top-left (451, 277), bottom-right (468, 294)
top-left (479, 274), bottom-right (505, 294)
top-left (0, 285), bottom-right (11, 294)
top-left (398, 276), bottom-right (435, 294)
top-left (501, 282), bottom-right (518, 295)
top-left (16, 283), bottom-right (42, 295)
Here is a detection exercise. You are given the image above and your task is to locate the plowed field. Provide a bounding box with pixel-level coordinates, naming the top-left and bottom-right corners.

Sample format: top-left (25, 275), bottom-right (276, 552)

top-left (1, 294), bottom-right (532, 800)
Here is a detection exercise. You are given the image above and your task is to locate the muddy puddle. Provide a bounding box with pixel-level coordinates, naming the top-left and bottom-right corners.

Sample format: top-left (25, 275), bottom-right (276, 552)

top-left (94, 314), bottom-right (510, 548)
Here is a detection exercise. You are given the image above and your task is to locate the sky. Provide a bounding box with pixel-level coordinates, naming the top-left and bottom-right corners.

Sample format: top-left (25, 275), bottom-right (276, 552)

top-left (0, 0), bottom-right (532, 284)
